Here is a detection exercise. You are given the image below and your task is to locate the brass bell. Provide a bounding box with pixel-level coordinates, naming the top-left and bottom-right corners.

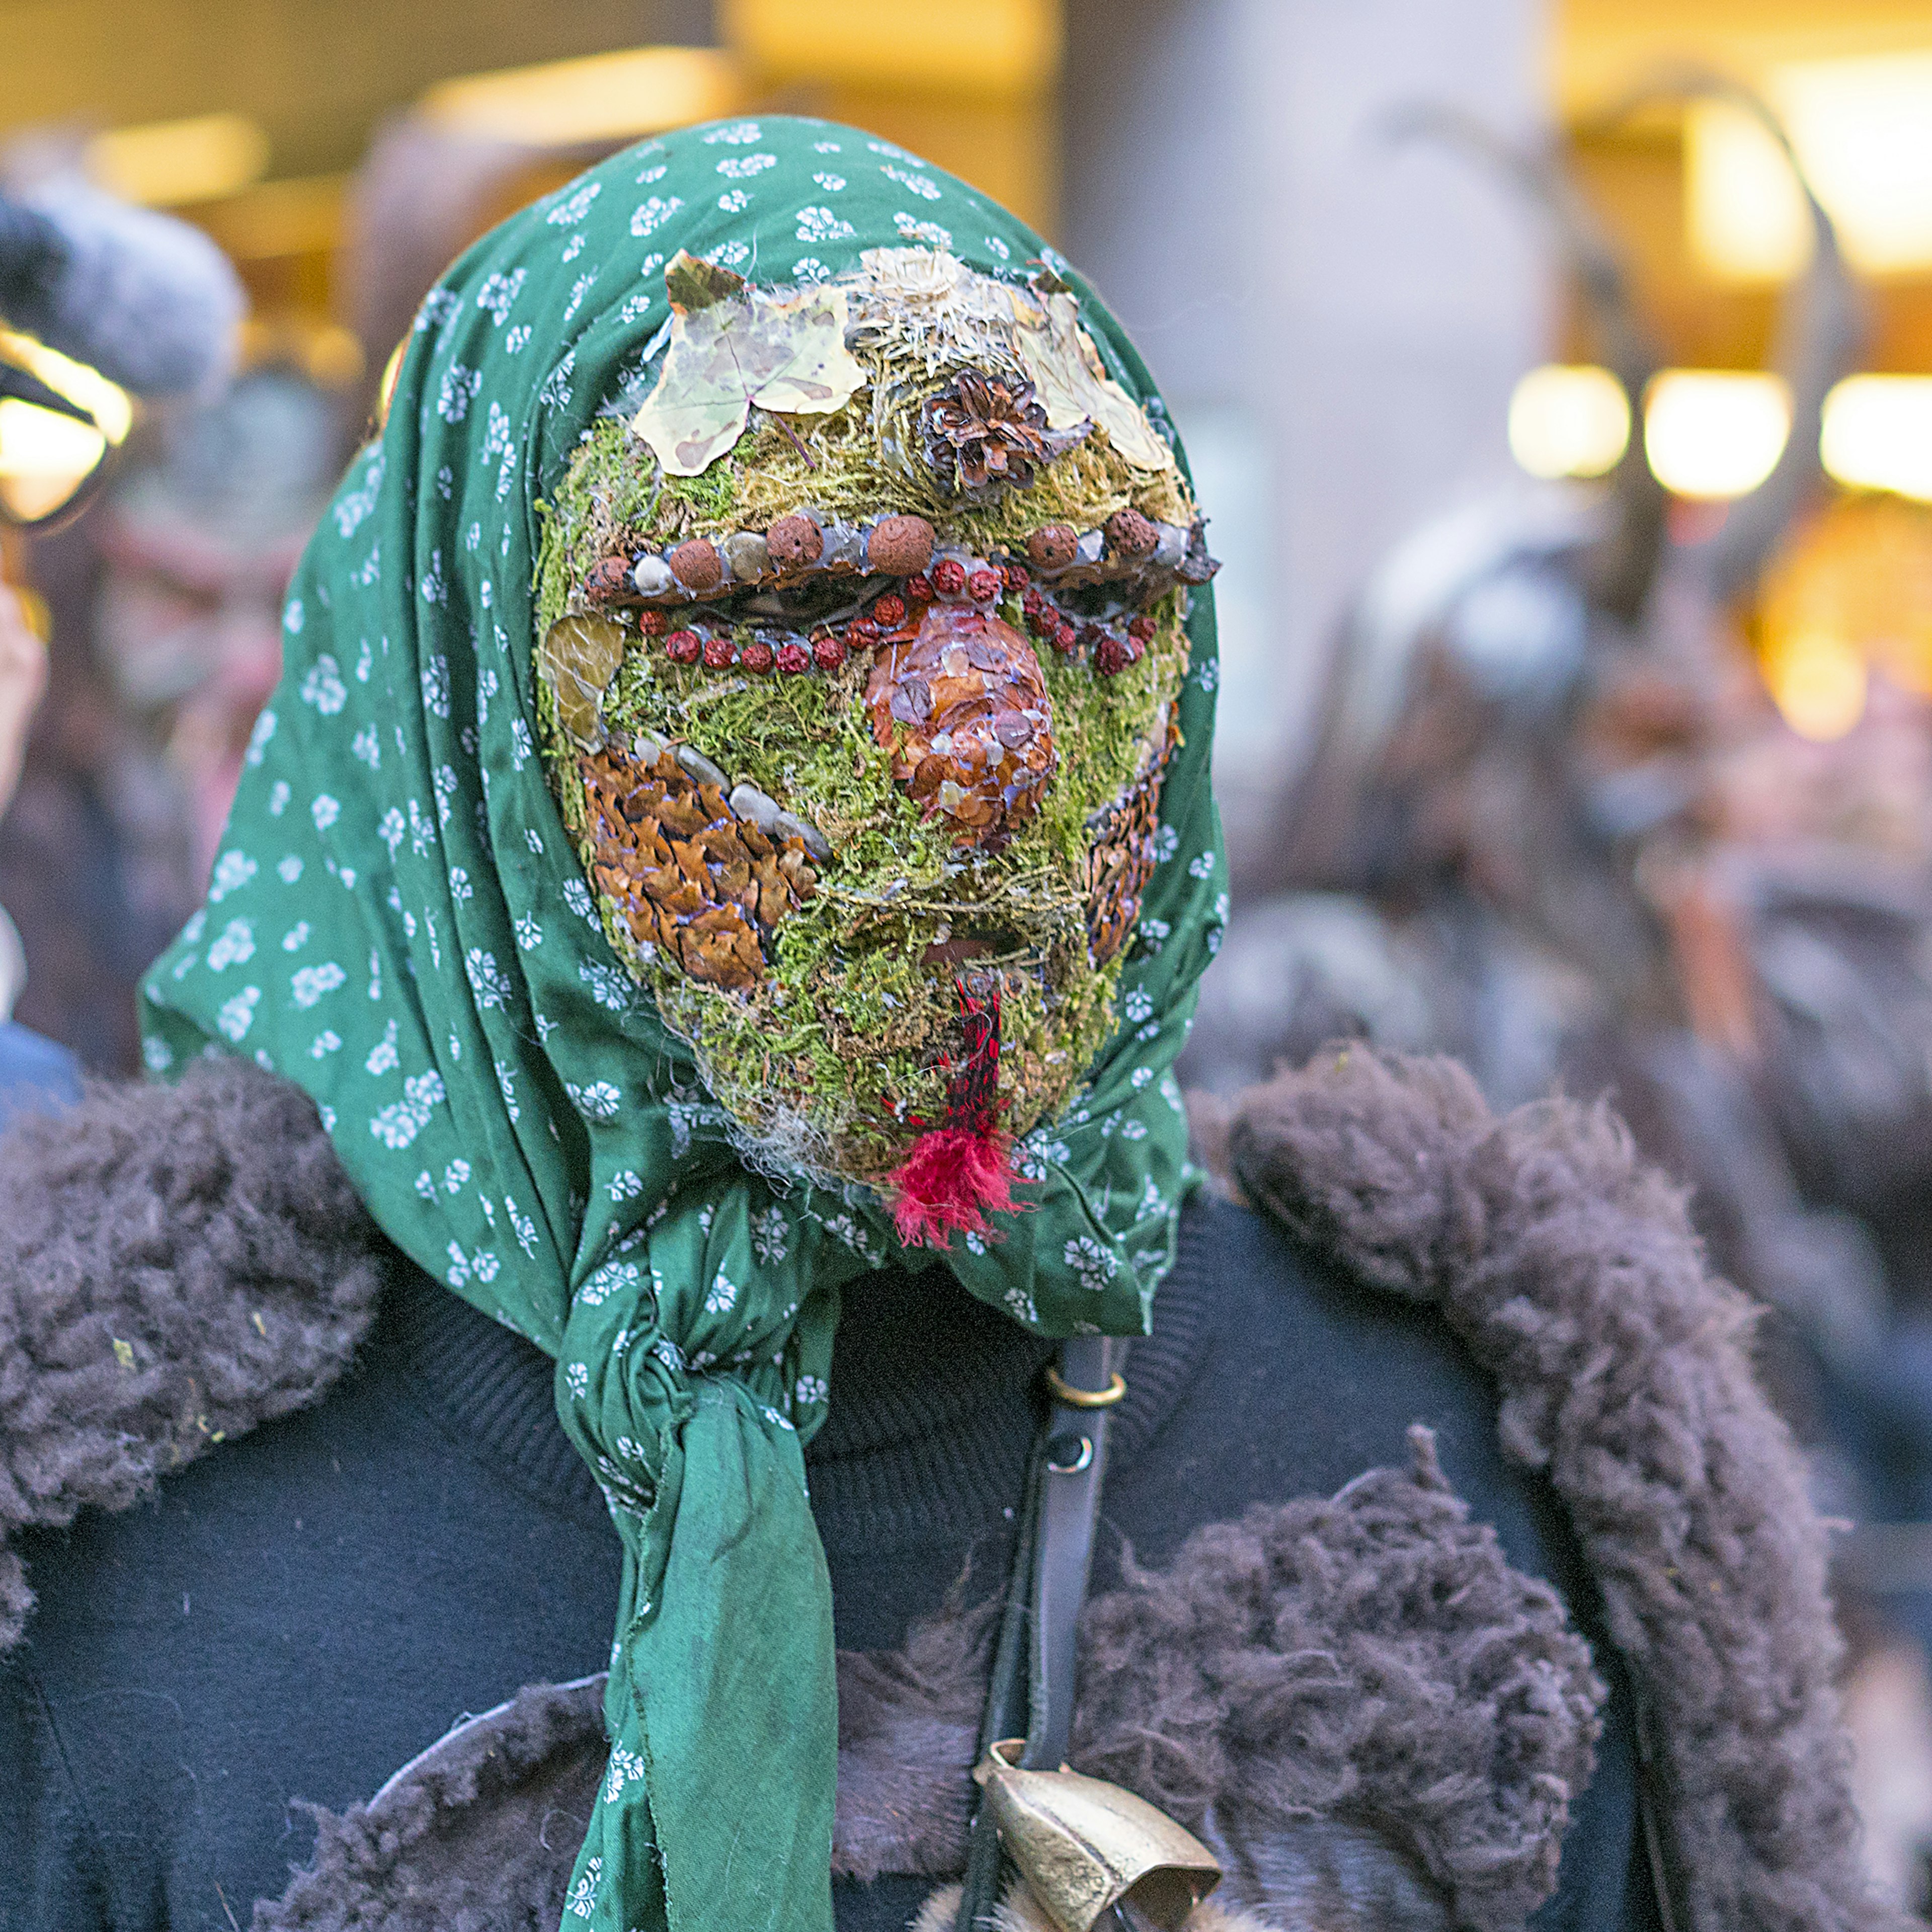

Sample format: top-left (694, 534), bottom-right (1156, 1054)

top-left (972, 1739), bottom-right (1222, 1932)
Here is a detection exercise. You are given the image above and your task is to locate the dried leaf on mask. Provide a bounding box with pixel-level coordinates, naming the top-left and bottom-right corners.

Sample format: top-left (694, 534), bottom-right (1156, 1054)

top-left (539, 614), bottom-right (628, 750)
top-left (633, 254), bottom-right (866, 478)
top-left (1011, 287), bottom-right (1172, 474)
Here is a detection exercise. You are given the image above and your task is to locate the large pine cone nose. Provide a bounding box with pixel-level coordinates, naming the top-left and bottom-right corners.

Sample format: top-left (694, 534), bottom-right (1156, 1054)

top-left (864, 603), bottom-right (1056, 845)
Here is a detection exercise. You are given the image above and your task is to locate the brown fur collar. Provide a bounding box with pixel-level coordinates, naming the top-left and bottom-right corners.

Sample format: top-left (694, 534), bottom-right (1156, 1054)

top-left (1213, 1046), bottom-right (1898, 1932)
top-left (261, 1431), bottom-right (1590, 1932)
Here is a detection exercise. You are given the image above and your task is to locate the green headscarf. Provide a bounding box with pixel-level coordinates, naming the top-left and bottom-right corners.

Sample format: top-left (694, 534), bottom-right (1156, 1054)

top-left (142, 119), bottom-right (1224, 1932)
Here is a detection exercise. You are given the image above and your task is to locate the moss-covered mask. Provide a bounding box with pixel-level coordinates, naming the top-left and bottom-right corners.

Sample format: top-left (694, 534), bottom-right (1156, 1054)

top-left (537, 244), bottom-right (1216, 1238)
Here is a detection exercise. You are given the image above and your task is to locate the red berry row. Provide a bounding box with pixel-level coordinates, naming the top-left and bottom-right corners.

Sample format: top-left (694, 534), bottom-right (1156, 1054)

top-left (638, 554), bottom-right (1155, 680)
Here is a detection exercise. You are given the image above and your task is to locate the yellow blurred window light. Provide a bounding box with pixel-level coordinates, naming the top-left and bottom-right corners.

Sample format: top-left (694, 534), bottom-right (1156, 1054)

top-left (1508, 365), bottom-right (1792, 500)
top-left (1762, 627), bottom-right (1869, 742)
top-left (719, 0), bottom-right (1060, 93)
top-left (1644, 370), bottom-right (1790, 501)
top-left (0, 330), bottom-right (132, 527)
top-left (1507, 364), bottom-right (1631, 478)
top-left (1688, 55), bottom-right (1932, 281)
top-left (421, 47), bottom-right (744, 147)
top-left (1820, 375), bottom-right (1932, 501)
top-left (85, 112), bottom-right (269, 209)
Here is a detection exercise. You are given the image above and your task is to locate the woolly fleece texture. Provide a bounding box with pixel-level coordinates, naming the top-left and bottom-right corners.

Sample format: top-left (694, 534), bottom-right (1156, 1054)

top-left (0, 1049), bottom-right (1890, 1930)
top-left (0, 1058), bottom-right (382, 1647)
top-left (1223, 1045), bottom-right (1901, 1932)
top-left (259, 1431), bottom-right (1584, 1929)
top-left (1073, 1428), bottom-right (1599, 1929)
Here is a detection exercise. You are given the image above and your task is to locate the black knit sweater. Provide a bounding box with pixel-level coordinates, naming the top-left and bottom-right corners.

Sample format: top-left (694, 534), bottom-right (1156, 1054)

top-left (0, 1196), bottom-right (1652, 1932)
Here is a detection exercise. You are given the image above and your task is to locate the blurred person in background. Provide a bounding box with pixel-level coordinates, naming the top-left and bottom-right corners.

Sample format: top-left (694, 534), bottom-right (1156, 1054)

top-left (0, 364), bottom-right (335, 1071)
top-left (93, 364), bottom-right (337, 885)
top-left (0, 577), bottom-right (77, 1123)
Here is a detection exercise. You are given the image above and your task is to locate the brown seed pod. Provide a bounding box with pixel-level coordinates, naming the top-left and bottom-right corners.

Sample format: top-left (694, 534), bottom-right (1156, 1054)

top-left (583, 555), bottom-right (640, 607)
top-left (865, 513), bottom-right (936, 577)
top-left (667, 538), bottom-right (723, 593)
top-left (1104, 508), bottom-right (1158, 558)
top-left (578, 745), bottom-right (820, 993)
top-left (765, 513), bottom-right (823, 570)
top-left (1026, 523), bottom-right (1078, 571)
top-left (864, 603), bottom-right (1056, 846)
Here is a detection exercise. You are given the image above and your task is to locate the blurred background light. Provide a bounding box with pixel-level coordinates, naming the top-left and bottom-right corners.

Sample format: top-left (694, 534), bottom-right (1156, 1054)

top-left (85, 111), bottom-right (270, 209)
top-left (1509, 364), bottom-right (1793, 500)
top-left (0, 330), bottom-right (132, 526)
top-left (1761, 626), bottom-right (1870, 740)
top-left (420, 47), bottom-right (745, 146)
top-left (1644, 370), bottom-right (1791, 499)
top-left (719, 0), bottom-right (1059, 93)
top-left (1507, 363), bottom-right (1631, 478)
top-left (0, 332), bottom-right (133, 446)
top-left (1821, 376), bottom-right (1932, 501)
top-left (1688, 55), bottom-right (1932, 281)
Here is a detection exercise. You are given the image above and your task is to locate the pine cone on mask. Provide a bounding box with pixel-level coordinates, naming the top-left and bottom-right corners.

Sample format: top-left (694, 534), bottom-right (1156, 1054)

top-left (922, 372), bottom-right (1053, 499)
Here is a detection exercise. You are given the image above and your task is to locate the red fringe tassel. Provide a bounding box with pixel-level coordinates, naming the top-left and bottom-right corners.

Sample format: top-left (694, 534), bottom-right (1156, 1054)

top-left (888, 974), bottom-right (1025, 1249)
top-left (889, 1125), bottom-right (1017, 1248)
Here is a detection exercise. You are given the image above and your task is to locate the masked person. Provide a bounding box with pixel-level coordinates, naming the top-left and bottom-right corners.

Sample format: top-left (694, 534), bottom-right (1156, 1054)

top-left (94, 364), bottom-right (339, 888)
top-left (0, 122), bottom-right (1894, 1932)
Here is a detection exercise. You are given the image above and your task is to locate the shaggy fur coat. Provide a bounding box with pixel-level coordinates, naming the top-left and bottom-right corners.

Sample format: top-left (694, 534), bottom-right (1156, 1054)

top-left (0, 1048), bottom-right (1899, 1931)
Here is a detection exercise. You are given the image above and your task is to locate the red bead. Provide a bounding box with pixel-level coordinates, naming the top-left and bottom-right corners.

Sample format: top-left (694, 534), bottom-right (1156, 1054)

top-left (702, 635), bottom-right (736, 670)
top-left (1095, 633), bottom-right (1132, 676)
top-left (1002, 562), bottom-right (1030, 592)
top-left (846, 618), bottom-right (881, 648)
top-left (930, 557), bottom-right (968, 598)
top-left (741, 639), bottom-right (775, 673)
top-left (637, 608), bottom-right (669, 637)
top-left (776, 641), bottom-right (811, 675)
top-left (666, 628), bottom-right (702, 665)
top-left (966, 568), bottom-right (1002, 603)
top-left (1051, 620), bottom-right (1078, 654)
top-left (1128, 613), bottom-right (1156, 642)
top-left (905, 573), bottom-right (935, 602)
top-left (813, 633), bottom-right (846, 671)
top-left (870, 593), bottom-right (906, 628)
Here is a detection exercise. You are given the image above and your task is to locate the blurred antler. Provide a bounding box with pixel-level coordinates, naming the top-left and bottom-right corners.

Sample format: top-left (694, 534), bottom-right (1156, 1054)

top-left (1579, 68), bottom-right (1864, 604)
top-left (1382, 102), bottom-right (1669, 625)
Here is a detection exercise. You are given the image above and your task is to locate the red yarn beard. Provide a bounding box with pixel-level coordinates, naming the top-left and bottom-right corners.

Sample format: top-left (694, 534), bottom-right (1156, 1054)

top-left (888, 976), bottom-right (1021, 1248)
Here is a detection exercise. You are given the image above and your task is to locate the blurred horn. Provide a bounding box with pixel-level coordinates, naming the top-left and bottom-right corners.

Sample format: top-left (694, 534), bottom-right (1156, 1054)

top-left (1581, 68), bottom-right (1865, 604)
top-left (1381, 102), bottom-right (1668, 624)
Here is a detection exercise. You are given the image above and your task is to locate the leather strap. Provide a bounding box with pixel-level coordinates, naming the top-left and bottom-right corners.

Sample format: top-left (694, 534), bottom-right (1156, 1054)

top-left (956, 1338), bottom-right (1125, 1930)
top-left (1024, 1335), bottom-right (1121, 1770)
